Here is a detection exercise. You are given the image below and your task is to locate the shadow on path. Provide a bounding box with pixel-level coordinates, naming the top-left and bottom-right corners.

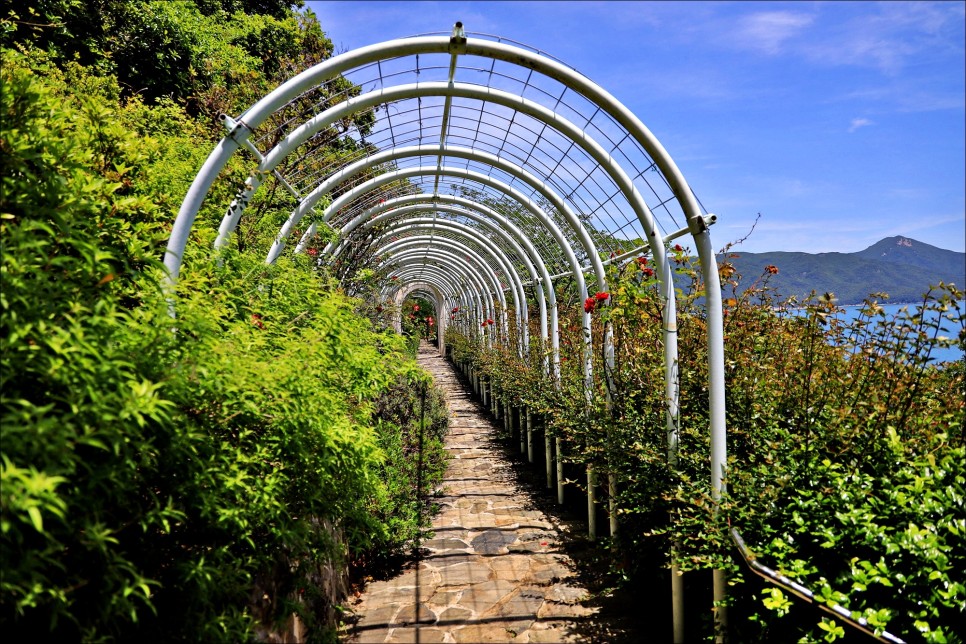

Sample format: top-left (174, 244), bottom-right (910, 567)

top-left (342, 342), bottom-right (651, 643)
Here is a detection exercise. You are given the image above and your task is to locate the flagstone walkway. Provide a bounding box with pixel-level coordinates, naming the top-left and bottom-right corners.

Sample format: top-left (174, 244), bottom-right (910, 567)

top-left (342, 342), bottom-right (599, 643)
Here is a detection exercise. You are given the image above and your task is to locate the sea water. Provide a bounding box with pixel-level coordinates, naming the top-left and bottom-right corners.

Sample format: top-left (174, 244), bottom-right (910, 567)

top-left (829, 300), bottom-right (964, 364)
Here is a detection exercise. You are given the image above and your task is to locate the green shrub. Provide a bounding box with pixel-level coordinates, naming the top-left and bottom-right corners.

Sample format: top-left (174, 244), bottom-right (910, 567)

top-left (446, 249), bottom-right (965, 642)
top-left (1, 45), bottom-right (448, 642)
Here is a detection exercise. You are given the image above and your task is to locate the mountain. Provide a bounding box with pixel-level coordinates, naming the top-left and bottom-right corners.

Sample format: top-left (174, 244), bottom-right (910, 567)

top-left (853, 236), bottom-right (965, 274)
top-left (719, 236), bottom-right (966, 305)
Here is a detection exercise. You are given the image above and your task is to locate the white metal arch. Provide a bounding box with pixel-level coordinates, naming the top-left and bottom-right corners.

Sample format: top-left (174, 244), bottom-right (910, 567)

top-left (370, 228), bottom-right (522, 347)
top-left (165, 30), bottom-right (728, 635)
top-left (282, 164), bottom-right (596, 379)
top-left (383, 272), bottom-right (464, 329)
top-left (384, 263), bottom-right (483, 329)
top-left (374, 236), bottom-right (512, 338)
top-left (389, 280), bottom-right (448, 355)
top-left (346, 217), bottom-right (533, 357)
top-left (210, 67), bottom-right (681, 536)
top-left (334, 204), bottom-right (548, 357)
top-left (382, 260), bottom-right (486, 337)
top-left (385, 253), bottom-right (493, 344)
top-left (382, 271), bottom-right (463, 325)
top-left (256, 86), bottom-right (663, 287)
top-left (383, 247), bottom-right (499, 328)
top-left (384, 272), bottom-right (469, 340)
top-left (332, 194), bottom-right (558, 374)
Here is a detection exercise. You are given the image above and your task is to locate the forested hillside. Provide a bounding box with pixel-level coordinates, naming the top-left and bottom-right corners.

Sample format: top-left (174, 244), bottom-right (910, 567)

top-left (1, 2), bottom-right (445, 641)
top-left (723, 236), bottom-right (965, 304)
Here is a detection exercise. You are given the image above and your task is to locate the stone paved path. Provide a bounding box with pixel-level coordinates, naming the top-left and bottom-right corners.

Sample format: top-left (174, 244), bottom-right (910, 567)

top-left (343, 342), bottom-right (598, 643)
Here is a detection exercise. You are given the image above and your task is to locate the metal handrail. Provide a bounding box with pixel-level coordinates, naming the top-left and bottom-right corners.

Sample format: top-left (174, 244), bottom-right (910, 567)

top-left (729, 528), bottom-right (906, 643)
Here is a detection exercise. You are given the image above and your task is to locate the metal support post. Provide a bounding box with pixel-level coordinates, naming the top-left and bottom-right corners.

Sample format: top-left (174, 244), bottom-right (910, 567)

top-left (546, 433), bottom-right (553, 489)
top-left (587, 465), bottom-right (597, 540)
top-left (526, 408), bottom-right (534, 463)
top-left (672, 561), bottom-right (685, 643)
top-left (608, 475), bottom-right (618, 537)
top-left (556, 438), bottom-right (565, 505)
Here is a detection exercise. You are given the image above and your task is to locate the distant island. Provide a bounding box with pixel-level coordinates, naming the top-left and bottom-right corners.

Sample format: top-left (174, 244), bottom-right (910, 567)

top-left (719, 236), bottom-right (966, 305)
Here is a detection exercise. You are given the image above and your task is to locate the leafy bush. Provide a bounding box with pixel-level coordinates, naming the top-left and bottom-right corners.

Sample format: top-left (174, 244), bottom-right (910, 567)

top-left (447, 248), bottom-right (965, 642)
top-left (1, 44), bottom-right (447, 642)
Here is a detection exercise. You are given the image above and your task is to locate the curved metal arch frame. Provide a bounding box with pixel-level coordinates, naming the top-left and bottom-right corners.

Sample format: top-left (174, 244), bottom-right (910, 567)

top-left (375, 236), bottom-right (511, 327)
top-left (385, 253), bottom-right (494, 344)
top-left (344, 217), bottom-right (534, 357)
top-left (383, 247), bottom-right (498, 328)
top-left (387, 280), bottom-right (449, 355)
top-left (222, 82), bottom-right (674, 425)
top-left (384, 262), bottom-right (483, 331)
top-left (331, 194), bottom-right (559, 376)
top-left (216, 84), bottom-right (676, 424)
top-left (213, 81), bottom-right (678, 475)
top-left (260, 84), bottom-right (663, 284)
top-left (383, 271), bottom-right (463, 328)
top-left (370, 229), bottom-right (521, 347)
top-left (383, 272), bottom-right (464, 328)
top-left (164, 34), bottom-right (719, 485)
top-left (340, 207), bottom-right (546, 360)
top-left (385, 271), bottom-right (467, 337)
top-left (283, 163), bottom-right (600, 405)
top-left (164, 32), bottom-right (727, 634)
top-left (281, 164), bottom-right (597, 382)
top-left (385, 268), bottom-right (487, 351)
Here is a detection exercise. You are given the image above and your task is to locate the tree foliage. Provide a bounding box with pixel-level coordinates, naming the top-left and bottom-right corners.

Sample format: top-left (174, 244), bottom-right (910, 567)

top-left (2, 1), bottom-right (327, 115)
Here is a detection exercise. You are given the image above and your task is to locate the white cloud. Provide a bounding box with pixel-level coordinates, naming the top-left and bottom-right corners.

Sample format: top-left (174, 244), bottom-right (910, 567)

top-left (837, 84), bottom-right (966, 113)
top-left (694, 2), bottom-right (965, 75)
top-left (848, 117), bottom-right (874, 132)
top-left (734, 11), bottom-right (815, 55)
top-left (796, 2), bottom-right (965, 73)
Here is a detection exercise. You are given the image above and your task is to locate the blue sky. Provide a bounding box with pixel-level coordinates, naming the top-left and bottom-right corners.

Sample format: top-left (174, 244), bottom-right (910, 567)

top-left (306, 1), bottom-right (965, 254)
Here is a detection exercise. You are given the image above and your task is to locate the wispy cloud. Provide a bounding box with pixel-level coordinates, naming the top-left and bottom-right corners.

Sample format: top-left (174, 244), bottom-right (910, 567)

top-left (879, 213), bottom-right (966, 236)
top-left (848, 117), bottom-right (873, 133)
top-left (837, 84), bottom-right (966, 113)
top-left (703, 2), bottom-right (965, 74)
top-left (886, 187), bottom-right (926, 199)
top-left (734, 11), bottom-right (815, 55)
top-left (795, 2), bottom-right (964, 73)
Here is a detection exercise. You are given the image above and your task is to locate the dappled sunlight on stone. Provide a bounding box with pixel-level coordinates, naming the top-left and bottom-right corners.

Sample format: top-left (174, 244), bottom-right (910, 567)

top-left (343, 342), bottom-right (601, 643)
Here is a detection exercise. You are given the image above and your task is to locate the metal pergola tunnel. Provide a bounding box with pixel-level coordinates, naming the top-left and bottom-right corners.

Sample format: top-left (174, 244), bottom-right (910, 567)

top-left (164, 24), bottom-right (728, 641)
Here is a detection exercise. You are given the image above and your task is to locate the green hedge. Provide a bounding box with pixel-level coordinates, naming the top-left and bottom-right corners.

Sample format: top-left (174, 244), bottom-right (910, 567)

top-left (448, 251), bottom-right (965, 642)
top-left (1, 46), bottom-right (447, 642)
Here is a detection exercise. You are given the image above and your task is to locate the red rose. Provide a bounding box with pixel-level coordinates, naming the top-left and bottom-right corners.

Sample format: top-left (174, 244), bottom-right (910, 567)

top-left (765, 265), bottom-right (779, 275)
top-left (584, 297), bottom-right (596, 313)
top-left (642, 267), bottom-right (655, 278)
top-left (673, 244), bottom-right (683, 252)
top-left (636, 256), bottom-right (648, 266)
top-left (594, 291), bottom-right (609, 301)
